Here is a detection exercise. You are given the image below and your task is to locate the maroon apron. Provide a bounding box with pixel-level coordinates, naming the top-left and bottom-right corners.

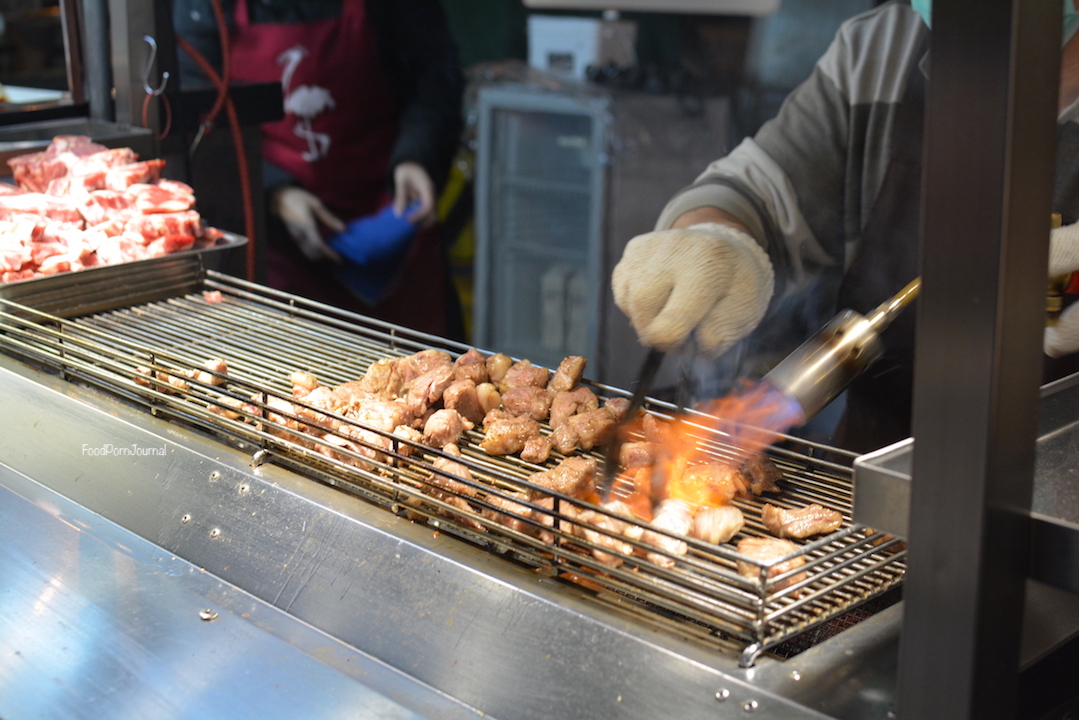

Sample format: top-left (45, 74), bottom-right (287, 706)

top-left (229, 0), bottom-right (452, 336)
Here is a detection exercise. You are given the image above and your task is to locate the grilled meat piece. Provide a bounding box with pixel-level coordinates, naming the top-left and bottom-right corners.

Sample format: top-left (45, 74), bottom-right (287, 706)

top-left (641, 413), bottom-right (668, 444)
top-left (500, 359), bottom-right (549, 392)
top-left (549, 386), bottom-right (598, 428)
top-left (348, 398), bottom-right (411, 434)
top-left (423, 408), bottom-right (474, 448)
top-left (501, 385), bottom-right (552, 421)
top-left (332, 380), bottom-right (371, 409)
top-left (193, 357), bottom-right (228, 386)
top-left (485, 352), bottom-right (513, 385)
top-left (575, 505), bottom-right (634, 568)
top-left (528, 456), bottom-right (597, 498)
top-left (604, 396), bottom-right (631, 423)
top-left (360, 357), bottom-right (404, 398)
top-left (691, 505), bottom-right (745, 545)
top-left (618, 441), bottom-right (656, 469)
top-left (550, 408), bottom-right (616, 454)
top-left (761, 503), bottom-right (842, 539)
top-left (405, 365), bottom-right (455, 417)
top-left (391, 424), bottom-right (424, 456)
top-left (735, 536), bottom-right (807, 591)
top-left (643, 498), bottom-right (693, 568)
top-left (548, 355), bottom-right (586, 392)
top-left (480, 415), bottom-right (541, 455)
top-left (442, 379), bottom-right (485, 426)
top-left (519, 434), bottom-right (553, 464)
top-left (428, 443), bottom-right (476, 497)
top-left (740, 454), bottom-right (783, 495)
top-left (289, 370), bottom-right (320, 397)
top-left (482, 491), bottom-right (535, 536)
top-left (398, 349), bottom-right (452, 384)
top-left (453, 347), bottom-right (489, 384)
top-left (208, 395), bottom-right (245, 420)
top-left (666, 462), bottom-right (746, 509)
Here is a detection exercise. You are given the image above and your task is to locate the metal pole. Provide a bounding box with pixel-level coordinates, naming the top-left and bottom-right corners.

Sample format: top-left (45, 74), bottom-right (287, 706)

top-left (79, 0), bottom-right (113, 121)
top-left (899, 0), bottom-right (1060, 717)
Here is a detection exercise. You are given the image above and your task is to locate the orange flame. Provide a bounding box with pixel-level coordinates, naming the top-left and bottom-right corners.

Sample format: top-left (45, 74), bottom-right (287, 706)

top-left (642, 380), bottom-right (804, 511)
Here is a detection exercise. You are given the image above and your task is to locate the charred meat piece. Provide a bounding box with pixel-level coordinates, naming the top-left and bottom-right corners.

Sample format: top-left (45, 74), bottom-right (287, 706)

top-left (549, 386), bottom-right (598, 429)
top-left (423, 408), bottom-right (474, 448)
top-left (501, 385), bottom-right (552, 421)
top-left (289, 370), bottom-right (320, 398)
top-left (453, 347), bottom-right (489, 384)
top-left (485, 352), bottom-right (513, 386)
top-left (360, 357), bottom-right (405, 398)
top-left (405, 365), bottom-right (455, 417)
top-left (550, 408), bottom-right (616, 454)
top-left (528, 455), bottom-right (597, 499)
top-left (500, 359), bottom-right (549, 392)
top-left (548, 355), bottom-right (587, 392)
top-left (398, 349), bottom-right (453, 385)
top-left (740, 454), bottom-right (784, 495)
top-left (666, 462), bottom-right (746, 509)
top-left (442, 379), bottom-right (485, 426)
top-left (761, 503), bottom-right (843, 539)
top-left (736, 537), bottom-right (807, 591)
top-left (519, 434), bottom-right (553, 464)
top-left (691, 505), bottom-right (746, 545)
top-left (643, 499), bottom-right (694, 568)
top-left (480, 415), bottom-right (541, 455)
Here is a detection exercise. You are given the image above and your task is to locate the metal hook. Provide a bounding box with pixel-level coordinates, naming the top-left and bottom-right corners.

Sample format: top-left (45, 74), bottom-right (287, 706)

top-left (142, 35), bottom-right (170, 96)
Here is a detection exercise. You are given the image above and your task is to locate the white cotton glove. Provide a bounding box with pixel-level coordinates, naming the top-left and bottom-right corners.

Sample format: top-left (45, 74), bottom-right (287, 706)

top-left (1045, 222), bottom-right (1079, 357)
top-left (612, 222), bottom-right (775, 357)
top-left (393, 161), bottom-right (436, 228)
top-left (272, 186), bottom-right (345, 263)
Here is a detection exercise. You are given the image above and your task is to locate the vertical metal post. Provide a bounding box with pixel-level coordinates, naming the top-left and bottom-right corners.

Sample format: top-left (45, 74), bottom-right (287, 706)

top-left (108, 0), bottom-right (156, 128)
top-left (899, 1), bottom-right (1060, 718)
top-left (80, 0), bottom-right (113, 121)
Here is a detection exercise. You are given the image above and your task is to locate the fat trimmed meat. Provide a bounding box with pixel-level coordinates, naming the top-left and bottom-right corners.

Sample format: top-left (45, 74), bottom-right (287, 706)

top-left (761, 503), bottom-right (842, 539)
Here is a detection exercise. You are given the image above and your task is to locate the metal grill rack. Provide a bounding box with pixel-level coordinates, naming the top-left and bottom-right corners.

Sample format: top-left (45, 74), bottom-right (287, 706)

top-left (0, 256), bottom-right (905, 667)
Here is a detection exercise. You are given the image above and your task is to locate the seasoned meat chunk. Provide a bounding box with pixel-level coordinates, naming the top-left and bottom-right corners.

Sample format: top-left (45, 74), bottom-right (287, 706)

top-left (193, 357), bottom-right (229, 386)
top-left (480, 415), bottom-right (541, 455)
top-left (761, 503), bottom-right (842, 539)
top-left (360, 357), bottom-right (404, 397)
top-left (666, 462), bottom-right (746, 509)
top-left (482, 491), bottom-right (535, 536)
top-left (289, 370), bottom-right (320, 397)
top-left (740, 454), bottom-right (784, 495)
top-left (618, 441), bottom-right (656, 469)
top-left (603, 396), bottom-right (631, 422)
top-left (549, 386), bottom-right (598, 429)
top-left (348, 398), bottom-right (410, 433)
top-left (519, 434), bottom-right (553, 464)
top-left (548, 355), bottom-right (586, 392)
top-left (443, 379), bottom-right (485, 426)
top-left (691, 505), bottom-right (745, 545)
top-left (423, 408), bottom-right (474, 448)
top-left (550, 408), bottom-right (616, 454)
top-left (428, 443), bottom-right (476, 497)
top-left (332, 380), bottom-right (371, 409)
top-left (453, 347), bottom-right (489, 384)
top-left (398, 349), bottom-right (453, 384)
top-left (736, 537), bottom-right (807, 591)
top-left (391, 424), bottom-right (424, 456)
top-left (574, 505), bottom-right (634, 568)
top-left (500, 359), bottom-right (549, 391)
top-left (501, 385), bottom-right (552, 421)
top-left (405, 365), bottom-right (455, 417)
top-left (476, 382), bottom-right (502, 415)
top-left (527, 456), bottom-right (597, 498)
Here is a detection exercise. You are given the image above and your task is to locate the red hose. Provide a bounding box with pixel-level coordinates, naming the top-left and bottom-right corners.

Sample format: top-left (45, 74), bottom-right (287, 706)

top-left (177, 0), bottom-right (258, 282)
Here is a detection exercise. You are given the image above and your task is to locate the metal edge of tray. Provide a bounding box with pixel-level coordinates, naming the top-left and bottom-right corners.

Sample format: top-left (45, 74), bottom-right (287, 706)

top-left (0, 234), bottom-right (245, 318)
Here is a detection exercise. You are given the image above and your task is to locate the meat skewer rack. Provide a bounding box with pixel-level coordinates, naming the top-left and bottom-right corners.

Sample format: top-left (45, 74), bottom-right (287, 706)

top-left (0, 253), bottom-right (909, 719)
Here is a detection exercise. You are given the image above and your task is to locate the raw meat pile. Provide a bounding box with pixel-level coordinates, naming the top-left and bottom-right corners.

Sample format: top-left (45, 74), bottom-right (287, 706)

top-left (0, 135), bottom-right (223, 283)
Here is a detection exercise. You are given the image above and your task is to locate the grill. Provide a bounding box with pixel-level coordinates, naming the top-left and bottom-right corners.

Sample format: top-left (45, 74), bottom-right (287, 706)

top-left (0, 255), bottom-right (905, 667)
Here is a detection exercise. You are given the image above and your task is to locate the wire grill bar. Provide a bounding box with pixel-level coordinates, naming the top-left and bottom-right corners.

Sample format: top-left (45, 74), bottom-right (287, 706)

top-left (0, 262), bottom-right (905, 665)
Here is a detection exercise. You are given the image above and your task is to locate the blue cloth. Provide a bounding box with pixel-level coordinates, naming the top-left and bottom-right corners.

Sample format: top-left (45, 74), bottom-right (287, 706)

top-left (329, 203), bottom-right (419, 305)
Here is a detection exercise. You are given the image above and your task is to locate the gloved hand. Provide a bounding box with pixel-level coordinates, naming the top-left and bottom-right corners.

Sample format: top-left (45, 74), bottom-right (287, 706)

top-left (328, 202), bottom-right (419, 267)
top-left (393, 161), bottom-right (436, 227)
top-left (612, 222), bottom-right (775, 357)
top-left (272, 186), bottom-right (345, 263)
top-left (1046, 302), bottom-right (1079, 357)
